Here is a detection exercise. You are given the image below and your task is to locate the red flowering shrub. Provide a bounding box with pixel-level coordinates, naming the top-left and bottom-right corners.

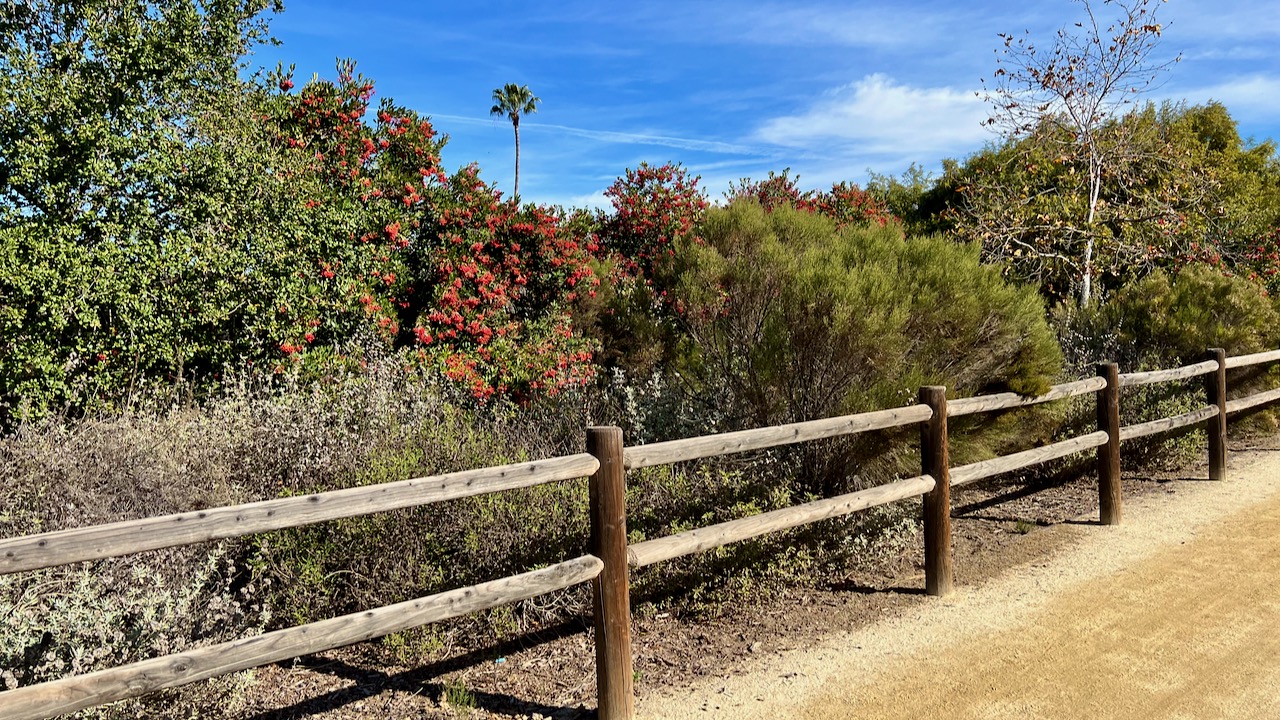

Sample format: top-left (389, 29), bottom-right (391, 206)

top-left (255, 62), bottom-right (435, 372)
top-left (263, 62), bottom-right (600, 400)
top-left (586, 163), bottom-right (709, 374)
top-left (728, 169), bottom-right (896, 229)
top-left (399, 166), bottom-right (600, 399)
top-left (597, 162), bottom-right (708, 284)
top-left (1241, 226), bottom-right (1280, 294)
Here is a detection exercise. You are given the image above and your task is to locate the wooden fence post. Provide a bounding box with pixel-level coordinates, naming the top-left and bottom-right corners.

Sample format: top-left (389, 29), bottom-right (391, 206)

top-left (919, 386), bottom-right (953, 597)
top-left (587, 426), bottom-right (634, 720)
top-left (1206, 348), bottom-right (1228, 481)
top-left (1096, 363), bottom-right (1122, 525)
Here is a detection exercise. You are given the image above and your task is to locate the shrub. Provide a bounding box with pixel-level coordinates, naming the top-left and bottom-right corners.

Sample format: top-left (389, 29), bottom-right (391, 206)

top-left (1110, 265), bottom-right (1280, 364)
top-left (667, 200), bottom-right (1062, 492)
top-left (726, 168), bottom-right (896, 229)
top-left (1056, 265), bottom-right (1280, 464)
top-left (1059, 265), bottom-right (1280, 375)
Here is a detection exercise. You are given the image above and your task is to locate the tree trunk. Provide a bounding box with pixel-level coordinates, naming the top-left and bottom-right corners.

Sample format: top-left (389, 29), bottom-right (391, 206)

top-left (504, 119), bottom-right (514, 196)
top-left (1081, 158), bottom-right (1102, 305)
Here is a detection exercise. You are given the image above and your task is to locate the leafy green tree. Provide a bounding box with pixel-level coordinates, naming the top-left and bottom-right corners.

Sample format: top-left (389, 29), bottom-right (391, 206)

top-left (865, 164), bottom-right (950, 237)
top-left (946, 102), bottom-right (1280, 302)
top-left (0, 0), bottom-right (288, 416)
top-left (489, 83), bottom-right (540, 197)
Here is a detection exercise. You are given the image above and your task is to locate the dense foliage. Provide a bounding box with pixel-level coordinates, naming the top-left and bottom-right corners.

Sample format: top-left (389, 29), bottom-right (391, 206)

top-left (1062, 265), bottom-right (1280, 373)
top-left (939, 102), bottom-right (1280, 303)
top-left (669, 200), bottom-right (1061, 492)
top-left (680, 201), bottom-right (1058, 421)
top-left (0, 5), bottom-right (601, 419)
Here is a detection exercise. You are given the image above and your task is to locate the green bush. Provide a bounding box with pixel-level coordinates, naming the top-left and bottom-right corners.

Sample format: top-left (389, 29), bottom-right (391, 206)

top-left (1109, 265), bottom-right (1280, 364)
top-left (1057, 265), bottom-right (1280, 390)
top-left (667, 200), bottom-right (1062, 492)
top-left (1056, 265), bottom-right (1280, 464)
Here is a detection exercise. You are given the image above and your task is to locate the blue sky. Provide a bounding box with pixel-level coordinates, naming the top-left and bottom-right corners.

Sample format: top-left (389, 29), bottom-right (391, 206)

top-left (254, 0), bottom-right (1280, 209)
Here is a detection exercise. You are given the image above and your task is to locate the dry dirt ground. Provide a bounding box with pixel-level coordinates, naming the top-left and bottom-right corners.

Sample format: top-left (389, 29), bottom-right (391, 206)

top-left (641, 441), bottom-right (1280, 720)
top-left (229, 438), bottom-right (1280, 720)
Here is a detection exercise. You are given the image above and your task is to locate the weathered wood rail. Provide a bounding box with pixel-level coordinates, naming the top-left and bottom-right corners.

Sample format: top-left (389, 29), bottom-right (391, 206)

top-left (2, 346), bottom-right (1279, 720)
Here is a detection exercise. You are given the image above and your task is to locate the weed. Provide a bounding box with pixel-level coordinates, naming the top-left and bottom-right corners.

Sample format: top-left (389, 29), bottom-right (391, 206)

top-left (443, 677), bottom-right (477, 710)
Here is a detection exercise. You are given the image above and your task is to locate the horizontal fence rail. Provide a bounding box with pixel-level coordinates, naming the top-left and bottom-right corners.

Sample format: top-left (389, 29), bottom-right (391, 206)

top-left (0, 453), bottom-right (599, 576)
top-left (627, 475), bottom-right (936, 568)
top-left (1225, 387), bottom-right (1280, 415)
top-left (622, 405), bottom-right (932, 470)
top-left (950, 431), bottom-right (1110, 487)
top-left (1120, 405), bottom-right (1220, 442)
top-left (0, 556), bottom-right (604, 720)
top-left (1224, 348), bottom-right (1280, 369)
top-left (1119, 359), bottom-right (1219, 387)
top-left (947, 377), bottom-right (1106, 417)
top-left (7, 345), bottom-right (1280, 720)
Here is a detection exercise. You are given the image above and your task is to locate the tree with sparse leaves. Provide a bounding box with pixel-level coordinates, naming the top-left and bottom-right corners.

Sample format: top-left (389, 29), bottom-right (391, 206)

top-left (489, 83), bottom-right (540, 197)
top-left (978, 0), bottom-right (1179, 304)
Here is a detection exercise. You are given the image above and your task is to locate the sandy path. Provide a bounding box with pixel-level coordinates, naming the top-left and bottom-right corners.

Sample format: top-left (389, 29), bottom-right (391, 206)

top-left (640, 447), bottom-right (1280, 719)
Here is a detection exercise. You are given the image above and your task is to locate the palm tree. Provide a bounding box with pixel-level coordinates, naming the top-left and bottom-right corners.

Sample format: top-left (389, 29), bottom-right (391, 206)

top-left (490, 83), bottom-right (540, 196)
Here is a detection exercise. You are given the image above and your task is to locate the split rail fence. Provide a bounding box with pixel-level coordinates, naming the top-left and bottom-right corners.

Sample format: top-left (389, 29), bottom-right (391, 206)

top-left (2, 346), bottom-right (1280, 720)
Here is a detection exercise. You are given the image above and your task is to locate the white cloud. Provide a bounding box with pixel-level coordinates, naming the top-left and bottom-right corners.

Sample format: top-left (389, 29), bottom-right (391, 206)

top-left (754, 74), bottom-right (991, 155)
top-left (1175, 74), bottom-right (1280, 122)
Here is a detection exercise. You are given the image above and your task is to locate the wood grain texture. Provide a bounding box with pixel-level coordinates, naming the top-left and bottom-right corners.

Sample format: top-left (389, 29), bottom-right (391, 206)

top-left (1207, 349), bottom-right (1228, 481)
top-left (1118, 406), bottom-right (1219, 442)
top-left (621, 405), bottom-right (932, 470)
top-left (0, 454), bottom-right (599, 576)
top-left (0, 556), bottom-right (603, 720)
top-left (947, 377), bottom-right (1106, 417)
top-left (1118, 360), bottom-right (1219, 388)
top-left (626, 475), bottom-right (935, 568)
top-left (1223, 348), bottom-right (1280, 369)
top-left (950, 432), bottom-right (1110, 488)
top-left (587, 427), bottom-right (634, 720)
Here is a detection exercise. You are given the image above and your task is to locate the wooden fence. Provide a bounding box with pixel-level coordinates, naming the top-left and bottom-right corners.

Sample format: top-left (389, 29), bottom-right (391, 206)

top-left (2, 346), bottom-right (1279, 720)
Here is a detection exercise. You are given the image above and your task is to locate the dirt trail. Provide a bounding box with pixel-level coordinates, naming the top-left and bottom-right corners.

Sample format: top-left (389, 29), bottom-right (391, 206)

top-left (640, 447), bottom-right (1280, 720)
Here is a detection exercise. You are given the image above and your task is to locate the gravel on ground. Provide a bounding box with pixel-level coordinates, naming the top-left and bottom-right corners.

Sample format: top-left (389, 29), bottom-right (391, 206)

top-left (640, 445), bottom-right (1280, 720)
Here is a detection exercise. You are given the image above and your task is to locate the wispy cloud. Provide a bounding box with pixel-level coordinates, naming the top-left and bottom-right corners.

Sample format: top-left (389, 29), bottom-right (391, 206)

top-left (431, 113), bottom-right (770, 155)
top-left (754, 74), bottom-right (990, 155)
top-left (716, 4), bottom-right (944, 48)
top-left (531, 122), bottom-right (770, 155)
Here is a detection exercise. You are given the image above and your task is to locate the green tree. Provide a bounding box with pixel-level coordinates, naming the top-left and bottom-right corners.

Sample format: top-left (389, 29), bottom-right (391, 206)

top-left (489, 83), bottom-right (540, 197)
top-left (0, 0), bottom-right (291, 417)
top-left (945, 102), bottom-right (1280, 302)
